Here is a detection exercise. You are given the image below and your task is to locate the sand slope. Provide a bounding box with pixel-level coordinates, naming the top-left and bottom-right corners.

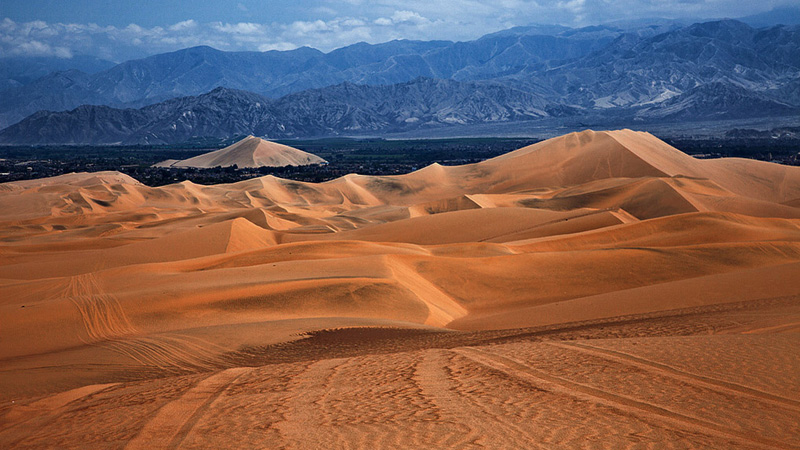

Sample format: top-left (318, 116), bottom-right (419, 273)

top-left (155, 135), bottom-right (327, 168)
top-left (1, 129), bottom-right (799, 449)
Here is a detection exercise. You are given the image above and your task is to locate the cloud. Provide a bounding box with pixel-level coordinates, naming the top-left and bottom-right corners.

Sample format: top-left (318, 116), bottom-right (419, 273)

top-left (16, 39), bottom-right (73, 58)
top-left (557, 0), bottom-right (587, 22)
top-left (289, 20), bottom-right (330, 34)
top-left (258, 42), bottom-right (298, 51)
top-left (0, 1), bottom-right (794, 61)
top-left (0, 6), bottom-right (475, 61)
top-left (169, 20), bottom-right (198, 31)
top-left (374, 10), bottom-right (432, 26)
top-left (391, 11), bottom-right (430, 24)
top-left (557, 0), bottom-right (586, 14)
top-left (0, 17), bottom-right (291, 60)
top-left (213, 22), bottom-right (263, 34)
top-left (0, 19), bottom-right (75, 58)
top-left (341, 18), bottom-right (367, 27)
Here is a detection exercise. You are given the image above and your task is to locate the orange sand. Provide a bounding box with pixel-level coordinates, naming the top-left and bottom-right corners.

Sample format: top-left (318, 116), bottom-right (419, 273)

top-left (1, 129), bottom-right (798, 449)
top-left (154, 135), bottom-right (327, 168)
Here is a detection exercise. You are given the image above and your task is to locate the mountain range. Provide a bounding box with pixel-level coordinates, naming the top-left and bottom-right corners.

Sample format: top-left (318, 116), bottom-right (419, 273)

top-left (1, 19), bottom-right (798, 144)
top-left (0, 55), bottom-right (115, 92)
top-left (0, 80), bottom-right (576, 144)
top-left (0, 24), bottom-right (626, 129)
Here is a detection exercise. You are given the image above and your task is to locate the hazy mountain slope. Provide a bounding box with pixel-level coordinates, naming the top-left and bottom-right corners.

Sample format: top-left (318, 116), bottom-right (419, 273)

top-left (535, 20), bottom-right (800, 109)
top-left (267, 78), bottom-right (571, 136)
top-left (86, 45), bottom-right (326, 105)
top-left (635, 81), bottom-right (799, 120)
top-left (0, 70), bottom-right (102, 132)
top-left (0, 55), bottom-right (115, 90)
top-left (739, 6), bottom-right (800, 27)
top-left (0, 80), bottom-right (572, 144)
top-left (0, 88), bottom-right (274, 145)
top-left (0, 105), bottom-right (153, 145)
top-left (128, 88), bottom-right (277, 144)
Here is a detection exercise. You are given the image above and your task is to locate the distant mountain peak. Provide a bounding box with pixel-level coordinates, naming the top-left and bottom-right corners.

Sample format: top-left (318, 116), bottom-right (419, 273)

top-left (685, 18), bottom-right (753, 36)
top-left (184, 45), bottom-right (220, 52)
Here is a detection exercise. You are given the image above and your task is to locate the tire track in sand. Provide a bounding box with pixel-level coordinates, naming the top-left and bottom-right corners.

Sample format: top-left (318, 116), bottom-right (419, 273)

top-left (65, 273), bottom-right (136, 342)
top-left (415, 349), bottom-right (535, 449)
top-left (64, 273), bottom-right (225, 373)
top-left (454, 346), bottom-right (799, 450)
top-left (272, 358), bottom-right (347, 449)
top-left (742, 321), bottom-right (800, 335)
top-left (124, 367), bottom-right (253, 450)
top-left (550, 341), bottom-right (800, 412)
top-left (103, 335), bottom-right (226, 374)
top-left (0, 383), bottom-right (119, 446)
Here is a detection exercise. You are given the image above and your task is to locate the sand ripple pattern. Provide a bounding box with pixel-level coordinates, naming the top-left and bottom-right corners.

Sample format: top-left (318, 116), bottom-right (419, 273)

top-left (466, 343), bottom-right (800, 450)
top-left (64, 273), bottom-right (224, 373)
top-left (4, 333), bottom-right (800, 449)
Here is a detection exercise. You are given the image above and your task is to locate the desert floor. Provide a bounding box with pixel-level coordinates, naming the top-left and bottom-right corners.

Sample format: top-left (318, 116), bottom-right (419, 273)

top-left (1, 130), bottom-right (798, 449)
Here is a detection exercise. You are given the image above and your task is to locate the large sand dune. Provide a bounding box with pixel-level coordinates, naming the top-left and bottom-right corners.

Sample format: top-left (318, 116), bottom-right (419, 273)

top-left (154, 135), bottom-right (327, 168)
top-left (1, 129), bottom-right (799, 449)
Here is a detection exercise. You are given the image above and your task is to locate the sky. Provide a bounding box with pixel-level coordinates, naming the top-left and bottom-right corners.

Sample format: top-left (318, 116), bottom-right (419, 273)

top-left (1, 0), bottom-right (797, 61)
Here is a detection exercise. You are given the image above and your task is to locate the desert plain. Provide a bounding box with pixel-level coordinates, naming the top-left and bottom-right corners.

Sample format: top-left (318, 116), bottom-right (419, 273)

top-left (1, 129), bottom-right (799, 449)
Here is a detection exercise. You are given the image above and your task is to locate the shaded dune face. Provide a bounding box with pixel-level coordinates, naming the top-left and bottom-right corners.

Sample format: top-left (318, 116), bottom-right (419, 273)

top-left (1, 129), bottom-right (800, 449)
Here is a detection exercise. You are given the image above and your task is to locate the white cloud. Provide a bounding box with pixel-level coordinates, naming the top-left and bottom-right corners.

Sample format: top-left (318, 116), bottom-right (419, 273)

top-left (169, 20), bottom-right (198, 31)
top-left (213, 22), bottom-right (263, 34)
top-left (125, 23), bottom-right (144, 33)
top-left (0, 20), bottom-right (76, 58)
top-left (289, 20), bottom-right (330, 34)
top-left (341, 18), bottom-right (367, 27)
top-left (258, 42), bottom-right (298, 51)
top-left (0, 1), bottom-right (794, 61)
top-left (16, 40), bottom-right (72, 58)
top-left (391, 11), bottom-right (430, 24)
top-left (374, 10), bottom-right (432, 27)
top-left (0, 18), bottom-right (15, 32)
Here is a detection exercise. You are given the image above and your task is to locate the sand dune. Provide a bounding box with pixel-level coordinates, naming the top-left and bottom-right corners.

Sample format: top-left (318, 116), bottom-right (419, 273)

top-left (1, 129), bottom-right (799, 449)
top-left (155, 135), bottom-right (327, 168)
top-left (291, 207), bottom-right (623, 245)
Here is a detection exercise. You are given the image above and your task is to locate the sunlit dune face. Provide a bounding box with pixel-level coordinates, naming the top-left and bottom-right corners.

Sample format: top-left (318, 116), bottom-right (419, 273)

top-left (155, 136), bottom-right (328, 169)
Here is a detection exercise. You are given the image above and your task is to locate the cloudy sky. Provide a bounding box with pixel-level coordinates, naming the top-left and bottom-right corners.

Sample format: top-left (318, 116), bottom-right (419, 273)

top-left (1, 0), bottom-right (796, 61)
